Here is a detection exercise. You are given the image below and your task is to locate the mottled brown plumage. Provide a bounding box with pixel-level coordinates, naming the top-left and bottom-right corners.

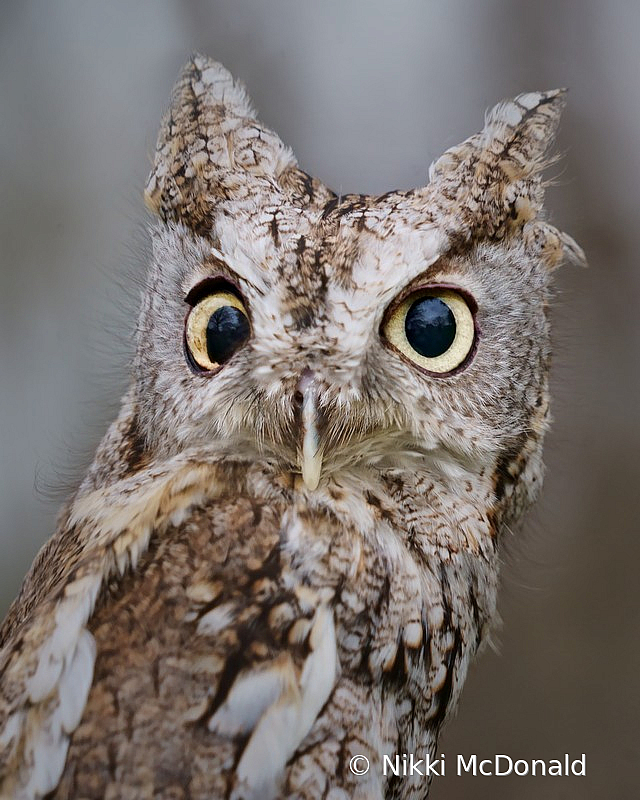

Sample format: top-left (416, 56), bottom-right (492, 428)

top-left (0, 56), bottom-right (584, 799)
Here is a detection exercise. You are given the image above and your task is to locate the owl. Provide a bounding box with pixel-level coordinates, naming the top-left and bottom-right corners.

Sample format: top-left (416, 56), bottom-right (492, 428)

top-left (0, 55), bottom-right (584, 800)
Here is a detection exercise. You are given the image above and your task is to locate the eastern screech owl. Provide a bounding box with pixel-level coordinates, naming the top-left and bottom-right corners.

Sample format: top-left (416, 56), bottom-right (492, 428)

top-left (0, 56), bottom-right (584, 800)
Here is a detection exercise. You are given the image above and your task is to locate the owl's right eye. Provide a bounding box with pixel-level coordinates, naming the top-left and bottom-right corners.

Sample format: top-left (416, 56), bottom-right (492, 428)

top-left (381, 288), bottom-right (476, 374)
top-left (185, 290), bottom-right (251, 372)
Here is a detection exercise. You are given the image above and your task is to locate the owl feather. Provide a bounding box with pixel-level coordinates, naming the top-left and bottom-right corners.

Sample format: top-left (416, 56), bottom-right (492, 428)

top-left (0, 56), bottom-right (583, 799)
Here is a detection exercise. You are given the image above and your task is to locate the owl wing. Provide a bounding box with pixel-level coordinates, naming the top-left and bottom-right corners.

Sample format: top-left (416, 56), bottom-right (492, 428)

top-left (0, 455), bottom-right (337, 800)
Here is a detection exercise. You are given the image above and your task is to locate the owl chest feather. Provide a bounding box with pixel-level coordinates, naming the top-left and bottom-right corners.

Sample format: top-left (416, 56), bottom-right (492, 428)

top-left (43, 462), bottom-right (497, 800)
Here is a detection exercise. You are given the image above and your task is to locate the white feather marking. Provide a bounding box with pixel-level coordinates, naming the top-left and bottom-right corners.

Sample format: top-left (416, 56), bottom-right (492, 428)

top-left (24, 651), bottom-right (63, 707)
top-left (126, 525), bottom-right (153, 571)
top-left (287, 618), bottom-right (312, 645)
top-left (22, 722), bottom-right (70, 799)
top-left (402, 621), bottom-right (423, 649)
top-left (496, 101), bottom-right (523, 126)
top-left (197, 602), bottom-right (236, 636)
top-left (427, 604), bottom-right (445, 630)
top-left (368, 641), bottom-right (398, 675)
top-left (2, 459), bottom-right (225, 799)
top-left (0, 710), bottom-right (22, 754)
top-left (293, 584), bottom-right (320, 613)
top-left (430, 662), bottom-right (448, 693)
top-left (26, 576), bottom-right (100, 704)
top-left (233, 605), bottom-right (337, 799)
top-left (58, 630), bottom-right (96, 734)
top-left (197, 59), bottom-right (255, 120)
top-left (209, 657), bottom-right (295, 736)
top-left (517, 91), bottom-right (543, 110)
top-left (15, 587), bottom-right (100, 798)
top-left (15, 631), bottom-right (97, 799)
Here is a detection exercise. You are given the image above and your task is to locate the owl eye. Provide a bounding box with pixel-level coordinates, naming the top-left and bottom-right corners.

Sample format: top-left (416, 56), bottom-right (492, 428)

top-left (382, 288), bottom-right (475, 374)
top-left (185, 290), bottom-right (250, 372)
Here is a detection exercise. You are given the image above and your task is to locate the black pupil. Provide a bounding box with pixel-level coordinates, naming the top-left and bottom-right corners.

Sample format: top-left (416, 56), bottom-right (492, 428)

top-left (404, 296), bottom-right (456, 358)
top-left (206, 306), bottom-right (250, 364)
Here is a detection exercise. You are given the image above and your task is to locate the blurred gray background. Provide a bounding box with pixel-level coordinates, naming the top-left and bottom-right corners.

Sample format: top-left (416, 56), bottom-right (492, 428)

top-left (1, 1), bottom-right (638, 797)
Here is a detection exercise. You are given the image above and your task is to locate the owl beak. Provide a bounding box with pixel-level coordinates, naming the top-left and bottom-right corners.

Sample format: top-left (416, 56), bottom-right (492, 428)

top-left (297, 370), bottom-right (323, 491)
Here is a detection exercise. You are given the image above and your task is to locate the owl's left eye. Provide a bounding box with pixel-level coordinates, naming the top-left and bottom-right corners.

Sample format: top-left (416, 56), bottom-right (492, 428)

top-left (185, 290), bottom-right (250, 372)
top-left (381, 288), bottom-right (476, 374)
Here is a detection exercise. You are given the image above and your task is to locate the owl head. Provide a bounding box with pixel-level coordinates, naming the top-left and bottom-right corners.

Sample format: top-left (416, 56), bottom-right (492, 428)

top-left (135, 55), bottom-right (583, 517)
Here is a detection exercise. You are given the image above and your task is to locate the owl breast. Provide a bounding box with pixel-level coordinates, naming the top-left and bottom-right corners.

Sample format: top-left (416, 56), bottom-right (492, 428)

top-left (47, 461), bottom-right (496, 800)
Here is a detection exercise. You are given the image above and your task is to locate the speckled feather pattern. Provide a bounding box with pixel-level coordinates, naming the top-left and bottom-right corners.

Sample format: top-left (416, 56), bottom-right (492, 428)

top-left (0, 55), bottom-right (584, 799)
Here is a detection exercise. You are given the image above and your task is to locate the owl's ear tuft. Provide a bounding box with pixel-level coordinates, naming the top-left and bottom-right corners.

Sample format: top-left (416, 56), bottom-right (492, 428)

top-left (428, 90), bottom-right (570, 241)
top-left (479, 89), bottom-right (567, 176)
top-left (144, 55), bottom-right (298, 234)
top-left (523, 222), bottom-right (588, 271)
top-left (430, 89), bottom-right (566, 185)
